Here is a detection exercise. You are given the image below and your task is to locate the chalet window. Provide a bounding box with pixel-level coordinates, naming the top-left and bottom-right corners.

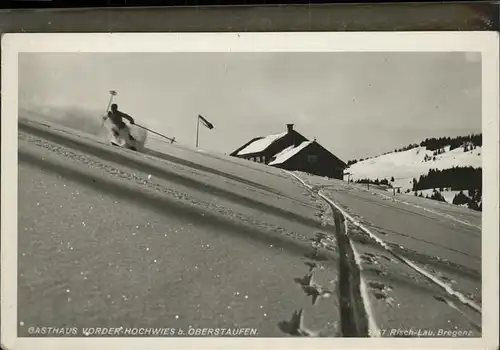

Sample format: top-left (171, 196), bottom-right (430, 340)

top-left (307, 155), bottom-right (318, 163)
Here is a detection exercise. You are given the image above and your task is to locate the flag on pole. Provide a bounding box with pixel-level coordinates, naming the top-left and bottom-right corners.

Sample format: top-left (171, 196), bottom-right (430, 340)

top-left (198, 115), bottom-right (214, 130)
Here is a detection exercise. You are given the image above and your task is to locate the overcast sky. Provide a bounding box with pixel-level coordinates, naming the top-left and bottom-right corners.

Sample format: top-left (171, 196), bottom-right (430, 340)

top-left (19, 52), bottom-right (481, 161)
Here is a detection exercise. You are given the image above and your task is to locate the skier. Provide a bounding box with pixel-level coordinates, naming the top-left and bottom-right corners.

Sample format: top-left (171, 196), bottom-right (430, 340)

top-left (104, 103), bottom-right (136, 141)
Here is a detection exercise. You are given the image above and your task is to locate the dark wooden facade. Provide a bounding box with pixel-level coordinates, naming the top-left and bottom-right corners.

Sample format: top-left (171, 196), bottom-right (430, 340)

top-left (230, 124), bottom-right (347, 179)
top-left (271, 141), bottom-right (346, 179)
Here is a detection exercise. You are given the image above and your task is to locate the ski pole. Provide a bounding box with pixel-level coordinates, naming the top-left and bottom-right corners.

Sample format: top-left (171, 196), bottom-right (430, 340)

top-left (101, 90), bottom-right (117, 127)
top-left (135, 124), bottom-right (176, 144)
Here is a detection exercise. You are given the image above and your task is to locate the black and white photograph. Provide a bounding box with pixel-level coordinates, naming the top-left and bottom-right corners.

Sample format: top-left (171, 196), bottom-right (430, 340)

top-left (2, 32), bottom-right (499, 350)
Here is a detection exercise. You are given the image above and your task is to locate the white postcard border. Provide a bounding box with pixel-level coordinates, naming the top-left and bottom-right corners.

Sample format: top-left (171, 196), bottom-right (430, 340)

top-left (2, 31), bottom-right (499, 350)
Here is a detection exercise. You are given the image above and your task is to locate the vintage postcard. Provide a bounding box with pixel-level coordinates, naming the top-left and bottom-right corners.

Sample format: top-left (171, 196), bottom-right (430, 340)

top-left (1, 32), bottom-right (499, 350)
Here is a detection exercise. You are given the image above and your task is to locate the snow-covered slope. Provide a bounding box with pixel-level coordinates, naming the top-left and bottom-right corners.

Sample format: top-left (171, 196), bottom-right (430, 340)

top-left (19, 105), bottom-right (104, 137)
top-left (346, 144), bottom-right (482, 191)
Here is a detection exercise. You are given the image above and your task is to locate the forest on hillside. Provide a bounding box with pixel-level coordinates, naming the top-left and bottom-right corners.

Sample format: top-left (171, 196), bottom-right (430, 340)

top-left (419, 133), bottom-right (482, 151)
top-left (353, 166), bottom-right (482, 211)
top-left (411, 166), bottom-right (481, 192)
top-left (412, 166), bottom-right (482, 211)
top-left (355, 177), bottom-right (395, 188)
top-left (408, 188), bottom-right (482, 211)
top-left (354, 167), bottom-right (482, 194)
top-left (346, 133), bottom-right (482, 165)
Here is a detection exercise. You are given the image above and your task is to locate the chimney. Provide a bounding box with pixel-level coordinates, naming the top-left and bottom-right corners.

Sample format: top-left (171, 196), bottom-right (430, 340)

top-left (286, 124), bottom-right (294, 133)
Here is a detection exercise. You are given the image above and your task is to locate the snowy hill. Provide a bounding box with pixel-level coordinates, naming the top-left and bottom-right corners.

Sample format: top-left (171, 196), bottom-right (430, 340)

top-left (19, 105), bottom-right (104, 137)
top-left (345, 137), bottom-right (482, 210)
top-left (346, 144), bottom-right (481, 190)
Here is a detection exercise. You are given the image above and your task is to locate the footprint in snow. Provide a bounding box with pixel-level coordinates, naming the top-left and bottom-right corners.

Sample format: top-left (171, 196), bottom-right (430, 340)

top-left (363, 251), bottom-right (400, 266)
top-left (361, 254), bottom-right (379, 265)
top-left (310, 185), bottom-right (323, 193)
top-left (466, 292), bottom-right (476, 299)
top-left (300, 271), bottom-right (334, 306)
top-left (314, 231), bottom-right (329, 240)
top-left (305, 261), bottom-right (325, 272)
top-left (369, 281), bottom-right (396, 308)
top-left (432, 271), bottom-right (456, 285)
top-left (433, 295), bottom-right (449, 304)
top-left (379, 255), bottom-right (397, 263)
top-left (355, 235), bottom-right (373, 245)
top-left (304, 250), bottom-right (320, 261)
top-left (369, 267), bottom-right (388, 277)
top-left (310, 233), bottom-right (336, 251)
top-left (439, 275), bottom-right (456, 285)
top-left (423, 264), bottom-right (435, 272)
top-left (369, 281), bottom-right (393, 292)
top-left (294, 271), bottom-right (314, 287)
top-left (372, 290), bottom-right (396, 308)
top-left (304, 243), bottom-right (329, 261)
top-left (278, 309), bottom-right (325, 337)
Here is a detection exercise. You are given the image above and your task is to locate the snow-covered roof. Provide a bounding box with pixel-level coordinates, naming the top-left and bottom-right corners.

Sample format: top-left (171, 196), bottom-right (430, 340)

top-left (269, 141), bottom-right (313, 165)
top-left (237, 132), bottom-right (288, 156)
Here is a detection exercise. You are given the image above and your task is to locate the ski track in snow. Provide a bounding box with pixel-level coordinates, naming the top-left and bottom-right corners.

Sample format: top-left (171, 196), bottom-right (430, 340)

top-left (284, 170), bottom-right (381, 337)
top-left (283, 170), bottom-right (482, 317)
top-left (369, 190), bottom-right (481, 230)
top-left (347, 237), bottom-right (381, 337)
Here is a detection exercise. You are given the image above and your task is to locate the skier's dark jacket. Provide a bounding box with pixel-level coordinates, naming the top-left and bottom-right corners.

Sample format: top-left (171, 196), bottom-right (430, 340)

top-left (108, 110), bottom-right (135, 129)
